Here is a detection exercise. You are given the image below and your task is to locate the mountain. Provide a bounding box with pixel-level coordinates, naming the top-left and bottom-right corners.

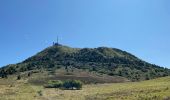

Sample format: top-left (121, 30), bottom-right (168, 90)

top-left (0, 44), bottom-right (170, 82)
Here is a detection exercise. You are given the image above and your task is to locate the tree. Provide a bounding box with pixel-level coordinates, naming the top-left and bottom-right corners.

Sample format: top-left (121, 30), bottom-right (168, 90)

top-left (63, 80), bottom-right (82, 90)
top-left (2, 73), bottom-right (8, 78)
top-left (145, 74), bottom-right (150, 80)
top-left (92, 65), bottom-right (97, 71)
top-left (65, 66), bottom-right (69, 72)
top-left (28, 72), bottom-right (32, 77)
top-left (17, 75), bottom-right (21, 80)
top-left (0, 69), bottom-right (8, 78)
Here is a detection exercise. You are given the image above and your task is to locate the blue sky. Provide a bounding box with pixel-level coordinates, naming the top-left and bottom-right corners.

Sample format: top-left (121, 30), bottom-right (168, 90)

top-left (0, 0), bottom-right (170, 68)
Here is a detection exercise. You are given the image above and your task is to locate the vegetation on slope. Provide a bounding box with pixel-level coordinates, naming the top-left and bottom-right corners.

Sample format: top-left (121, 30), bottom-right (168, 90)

top-left (0, 44), bottom-right (170, 81)
top-left (44, 80), bottom-right (83, 90)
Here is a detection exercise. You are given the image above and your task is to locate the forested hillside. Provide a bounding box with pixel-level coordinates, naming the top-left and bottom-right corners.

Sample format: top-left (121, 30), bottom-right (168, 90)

top-left (0, 44), bottom-right (170, 81)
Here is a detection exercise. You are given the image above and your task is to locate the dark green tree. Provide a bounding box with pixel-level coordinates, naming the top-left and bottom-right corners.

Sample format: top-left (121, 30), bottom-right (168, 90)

top-left (17, 75), bottom-right (21, 80)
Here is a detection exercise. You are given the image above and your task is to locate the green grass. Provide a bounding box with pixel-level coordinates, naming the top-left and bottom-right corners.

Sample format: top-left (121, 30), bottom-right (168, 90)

top-left (0, 76), bottom-right (170, 100)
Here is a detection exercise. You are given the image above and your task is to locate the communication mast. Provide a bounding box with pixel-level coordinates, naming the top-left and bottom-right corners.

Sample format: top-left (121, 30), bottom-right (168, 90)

top-left (52, 35), bottom-right (60, 46)
top-left (57, 36), bottom-right (59, 45)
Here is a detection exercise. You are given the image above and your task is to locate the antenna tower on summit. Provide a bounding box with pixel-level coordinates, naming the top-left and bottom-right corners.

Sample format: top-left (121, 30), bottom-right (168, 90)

top-left (57, 36), bottom-right (59, 45)
top-left (52, 36), bottom-right (60, 46)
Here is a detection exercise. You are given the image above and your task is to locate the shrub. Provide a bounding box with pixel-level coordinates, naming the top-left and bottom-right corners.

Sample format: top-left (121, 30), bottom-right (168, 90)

top-left (44, 80), bottom-right (83, 90)
top-left (37, 90), bottom-right (43, 96)
top-left (63, 80), bottom-right (82, 90)
top-left (44, 80), bottom-right (63, 88)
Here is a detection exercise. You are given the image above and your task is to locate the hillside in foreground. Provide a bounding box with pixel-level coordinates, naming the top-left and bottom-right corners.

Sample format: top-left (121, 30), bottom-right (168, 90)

top-left (0, 74), bottom-right (170, 100)
top-left (0, 44), bottom-right (170, 82)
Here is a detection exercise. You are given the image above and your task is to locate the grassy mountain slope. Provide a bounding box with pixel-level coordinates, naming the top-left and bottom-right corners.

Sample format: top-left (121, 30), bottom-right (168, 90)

top-left (0, 44), bottom-right (170, 81)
